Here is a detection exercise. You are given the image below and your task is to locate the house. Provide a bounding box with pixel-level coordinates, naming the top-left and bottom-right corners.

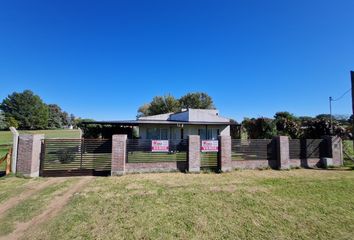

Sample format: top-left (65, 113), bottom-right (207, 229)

top-left (81, 109), bottom-right (235, 140)
top-left (138, 109), bottom-right (232, 140)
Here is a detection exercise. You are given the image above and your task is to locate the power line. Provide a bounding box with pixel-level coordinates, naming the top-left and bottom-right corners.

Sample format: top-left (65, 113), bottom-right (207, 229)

top-left (332, 88), bottom-right (352, 102)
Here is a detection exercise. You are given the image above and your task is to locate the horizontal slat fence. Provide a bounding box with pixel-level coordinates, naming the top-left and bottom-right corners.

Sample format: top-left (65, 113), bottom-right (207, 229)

top-left (126, 139), bottom-right (188, 163)
top-left (231, 139), bottom-right (275, 161)
top-left (200, 152), bottom-right (218, 168)
top-left (42, 139), bottom-right (112, 175)
top-left (289, 139), bottom-right (326, 159)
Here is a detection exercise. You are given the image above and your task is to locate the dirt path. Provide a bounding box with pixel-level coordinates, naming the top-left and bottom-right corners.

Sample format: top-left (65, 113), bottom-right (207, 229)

top-left (2, 177), bottom-right (92, 240)
top-left (0, 178), bottom-right (66, 216)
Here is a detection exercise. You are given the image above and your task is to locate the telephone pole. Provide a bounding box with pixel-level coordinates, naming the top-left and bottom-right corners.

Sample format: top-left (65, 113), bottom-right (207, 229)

top-left (329, 96), bottom-right (333, 135)
top-left (351, 71), bottom-right (354, 148)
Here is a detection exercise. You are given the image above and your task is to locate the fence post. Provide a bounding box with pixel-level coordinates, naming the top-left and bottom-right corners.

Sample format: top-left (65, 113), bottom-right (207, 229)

top-left (17, 134), bottom-right (44, 177)
top-left (188, 135), bottom-right (200, 173)
top-left (219, 135), bottom-right (232, 172)
top-left (276, 136), bottom-right (290, 170)
top-left (9, 127), bottom-right (19, 174)
top-left (322, 136), bottom-right (343, 167)
top-left (111, 134), bottom-right (127, 176)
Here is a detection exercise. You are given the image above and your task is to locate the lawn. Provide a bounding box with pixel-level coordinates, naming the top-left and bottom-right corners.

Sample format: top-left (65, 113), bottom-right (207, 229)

top-left (0, 129), bottom-right (81, 145)
top-left (1, 169), bottom-right (349, 240)
top-left (0, 129), bottom-right (81, 171)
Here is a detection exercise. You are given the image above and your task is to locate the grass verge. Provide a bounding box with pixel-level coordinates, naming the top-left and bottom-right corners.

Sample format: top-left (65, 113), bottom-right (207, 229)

top-left (0, 178), bottom-right (78, 236)
top-left (22, 169), bottom-right (354, 240)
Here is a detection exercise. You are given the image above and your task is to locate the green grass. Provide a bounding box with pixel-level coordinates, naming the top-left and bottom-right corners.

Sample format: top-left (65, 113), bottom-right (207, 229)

top-left (21, 170), bottom-right (354, 240)
top-left (0, 129), bottom-right (80, 145)
top-left (0, 178), bottom-right (78, 236)
top-left (0, 177), bottom-right (45, 204)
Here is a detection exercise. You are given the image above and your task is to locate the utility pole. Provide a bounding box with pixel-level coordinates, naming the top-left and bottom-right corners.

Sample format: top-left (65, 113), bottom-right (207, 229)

top-left (329, 96), bottom-right (333, 135)
top-left (351, 71), bottom-right (354, 148)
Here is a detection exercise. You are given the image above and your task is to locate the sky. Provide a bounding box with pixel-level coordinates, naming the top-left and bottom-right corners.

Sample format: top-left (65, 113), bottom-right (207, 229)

top-left (0, 0), bottom-right (353, 122)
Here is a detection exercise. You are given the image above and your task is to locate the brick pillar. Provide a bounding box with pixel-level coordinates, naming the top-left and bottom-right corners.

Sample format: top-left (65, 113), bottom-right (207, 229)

top-left (322, 136), bottom-right (343, 167)
top-left (276, 136), bottom-right (290, 170)
top-left (188, 135), bottom-right (200, 173)
top-left (219, 135), bottom-right (232, 172)
top-left (111, 134), bottom-right (127, 176)
top-left (16, 134), bottom-right (44, 177)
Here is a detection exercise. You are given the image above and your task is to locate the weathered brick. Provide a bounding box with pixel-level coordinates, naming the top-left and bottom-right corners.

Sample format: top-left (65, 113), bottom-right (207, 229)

top-left (16, 134), bottom-right (44, 177)
top-left (188, 135), bottom-right (200, 173)
top-left (219, 135), bottom-right (232, 172)
top-left (111, 135), bottom-right (127, 176)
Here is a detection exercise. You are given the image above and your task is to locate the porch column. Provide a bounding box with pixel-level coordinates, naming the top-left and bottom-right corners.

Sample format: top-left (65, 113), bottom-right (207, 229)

top-left (188, 135), bottom-right (200, 173)
top-left (111, 134), bottom-right (127, 176)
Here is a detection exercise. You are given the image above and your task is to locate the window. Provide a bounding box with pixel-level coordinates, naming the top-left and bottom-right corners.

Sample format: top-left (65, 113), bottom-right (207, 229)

top-left (146, 128), bottom-right (169, 140)
top-left (198, 129), bottom-right (207, 140)
top-left (147, 128), bottom-right (159, 140)
top-left (160, 129), bottom-right (168, 140)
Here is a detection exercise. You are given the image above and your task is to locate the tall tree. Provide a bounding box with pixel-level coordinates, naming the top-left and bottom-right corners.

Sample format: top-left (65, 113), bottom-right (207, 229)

top-left (137, 95), bottom-right (180, 117)
top-left (137, 92), bottom-right (215, 117)
top-left (179, 92), bottom-right (214, 109)
top-left (48, 104), bottom-right (64, 129)
top-left (274, 112), bottom-right (302, 138)
top-left (242, 117), bottom-right (277, 139)
top-left (0, 90), bottom-right (49, 129)
top-left (0, 111), bottom-right (6, 130)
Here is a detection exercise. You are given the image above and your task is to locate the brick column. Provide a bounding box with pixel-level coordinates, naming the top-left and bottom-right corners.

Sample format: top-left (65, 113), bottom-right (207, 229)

top-left (16, 134), bottom-right (44, 177)
top-left (322, 136), bottom-right (343, 167)
top-left (219, 135), bottom-right (232, 172)
top-left (111, 134), bottom-right (127, 176)
top-left (276, 136), bottom-right (290, 170)
top-left (188, 135), bottom-right (200, 173)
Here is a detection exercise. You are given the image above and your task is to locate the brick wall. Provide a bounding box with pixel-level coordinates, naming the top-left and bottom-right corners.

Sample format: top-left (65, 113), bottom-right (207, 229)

top-left (16, 134), bottom-right (44, 177)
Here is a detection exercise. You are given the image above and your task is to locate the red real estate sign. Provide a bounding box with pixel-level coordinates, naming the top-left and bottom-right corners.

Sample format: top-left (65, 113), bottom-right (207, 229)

top-left (151, 140), bottom-right (169, 152)
top-left (201, 140), bottom-right (219, 152)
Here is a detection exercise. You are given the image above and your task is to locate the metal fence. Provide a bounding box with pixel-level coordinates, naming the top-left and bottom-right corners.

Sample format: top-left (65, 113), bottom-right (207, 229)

top-left (41, 139), bottom-right (112, 176)
top-left (126, 139), bottom-right (188, 163)
top-left (289, 139), bottom-right (326, 159)
top-left (231, 139), bottom-right (276, 161)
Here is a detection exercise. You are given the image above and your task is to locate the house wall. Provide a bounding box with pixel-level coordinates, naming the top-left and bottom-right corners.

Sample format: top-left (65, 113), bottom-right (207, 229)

top-left (138, 124), bottom-right (230, 140)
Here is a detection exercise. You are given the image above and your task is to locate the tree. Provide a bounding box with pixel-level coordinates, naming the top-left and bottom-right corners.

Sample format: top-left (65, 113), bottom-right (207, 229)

top-left (47, 104), bottom-right (70, 128)
top-left (274, 112), bottom-right (302, 138)
top-left (242, 117), bottom-right (277, 139)
top-left (0, 111), bottom-right (7, 130)
top-left (137, 92), bottom-right (215, 117)
top-left (230, 119), bottom-right (241, 139)
top-left (137, 95), bottom-right (180, 117)
top-left (179, 92), bottom-right (214, 109)
top-left (48, 104), bottom-right (64, 129)
top-left (0, 90), bottom-right (49, 129)
top-left (302, 118), bottom-right (345, 139)
top-left (5, 116), bottom-right (19, 129)
top-left (137, 104), bottom-right (151, 118)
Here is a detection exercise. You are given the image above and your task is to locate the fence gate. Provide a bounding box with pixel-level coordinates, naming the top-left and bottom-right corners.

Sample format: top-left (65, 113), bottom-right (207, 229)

top-left (200, 140), bottom-right (219, 170)
top-left (41, 139), bottom-right (112, 177)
